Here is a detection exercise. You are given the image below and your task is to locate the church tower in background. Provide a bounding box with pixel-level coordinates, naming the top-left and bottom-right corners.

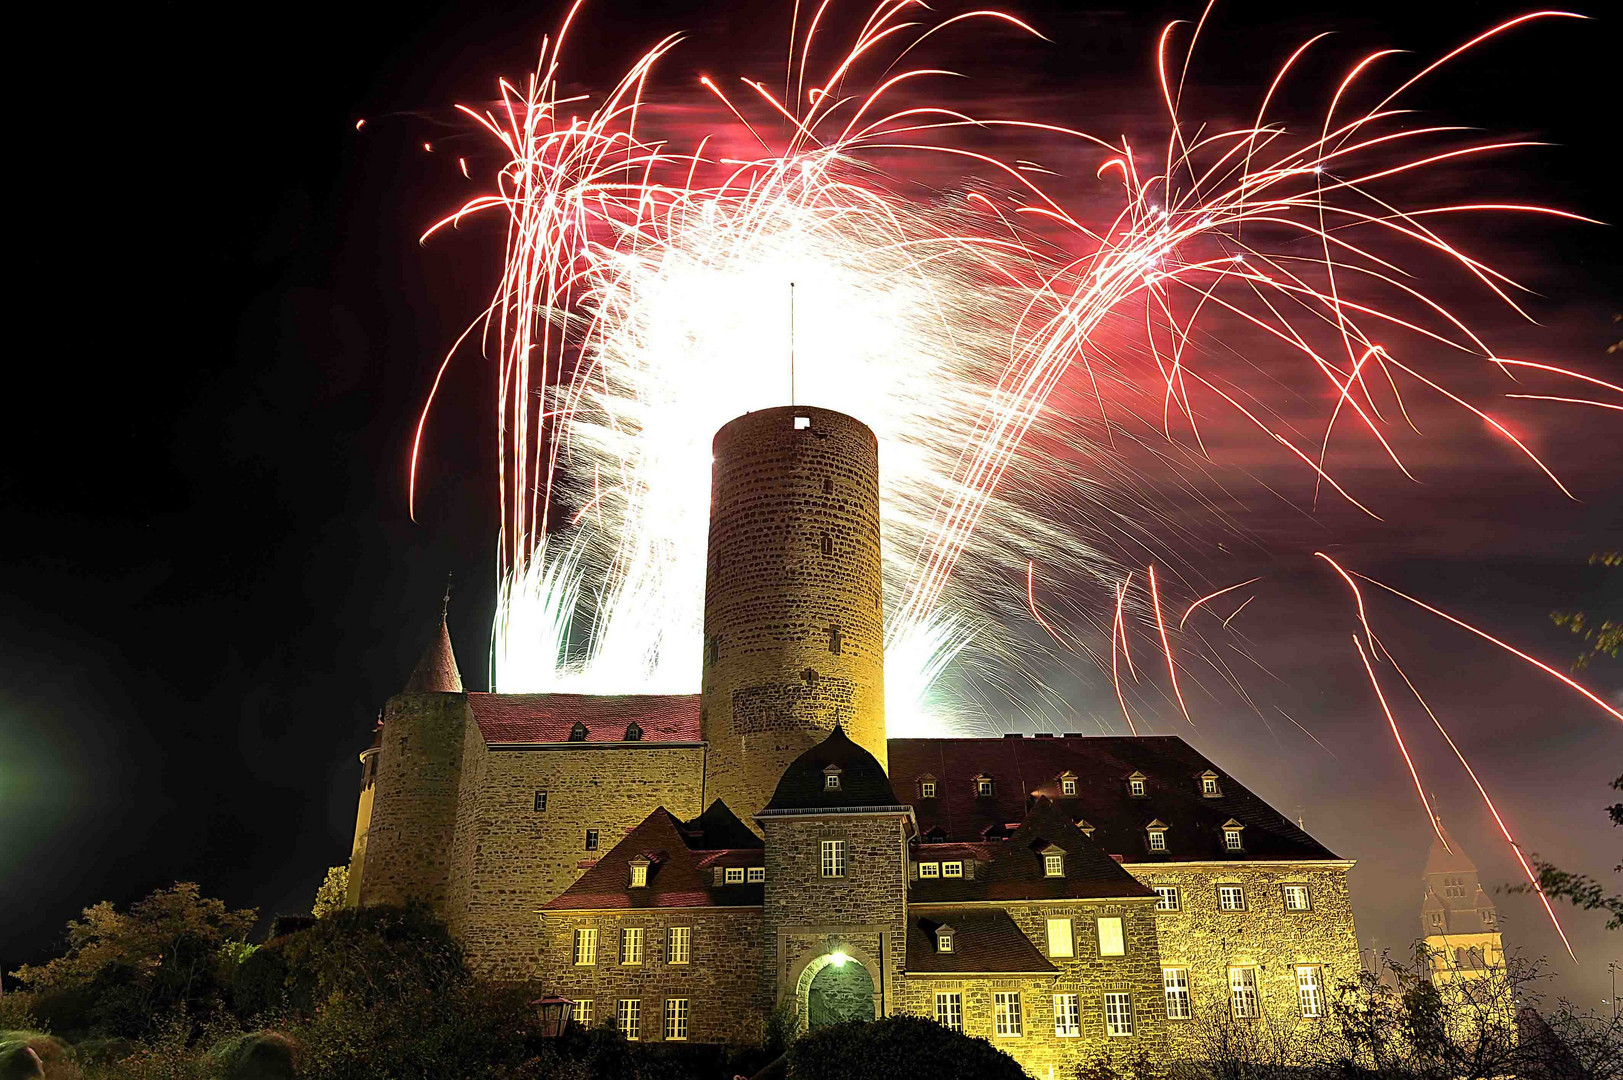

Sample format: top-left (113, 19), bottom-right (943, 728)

top-left (1420, 818), bottom-right (1505, 985)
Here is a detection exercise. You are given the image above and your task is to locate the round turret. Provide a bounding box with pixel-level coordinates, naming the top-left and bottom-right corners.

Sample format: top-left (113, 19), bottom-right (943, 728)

top-left (700, 406), bottom-right (885, 822)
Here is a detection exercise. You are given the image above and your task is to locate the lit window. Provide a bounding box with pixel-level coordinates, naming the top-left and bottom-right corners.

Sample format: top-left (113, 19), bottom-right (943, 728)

top-left (1054, 993), bottom-right (1081, 1037)
top-left (821, 840), bottom-right (846, 878)
top-left (1148, 830), bottom-right (1167, 852)
top-left (976, 777), bottom-right (994, 797)
top-left (1104, 992), bottom-right (1134, 1037)
top-left (935, 992), bottom-right (963, 1031)
top-left (921, 780), bottom-right (937, 799)
top-left (1129, 777), bottom-right (1147, 797)
top-left (573, 927), bottom-right (598, 966)
top-left (1097, 916), bottom-right (1125, 957)
top-left (724, 867), bottom-right (745, 885)
top-left (668, 927), bottom-right (691, 965)
top-left (1202, 773), bottom-right (1221, 796)
top-left (1154, 886), bottom-right (1180, 911)
top-left (534, 790), bottom-right (548, 812)
top-left (1061, 777), bottom-right (1078, 796)
top-left (664, 998), bottom-right (689, 1041)
top-left (994, 992), bottom-right (1024, 1037)
top-left (1283, 885), bottom-right (1311, 911)
top-left (629, 864), bottom-right (648, 888)
top-left (938, 932), bottom-right (954, 954)
top-left (824, 771), bottom-right (841, 791)
top-left (621, 927), bottom-right (643, 965)
top-left (1296, 966), bottom-right (1324, 1018)
top-left (585, 829), bottom-right (599, 851)
top-left (747, 867), bottom-right (765, 883)
top-left (794, 415), bottom-right (811, 430)
top-left (1163, 968), bottom-right (1192, 1020)
top-left (1224, 829), bottom-right (1244, 851)
top-left (1229, 967), bottom-right (1260, 1018)
top-left (1046, 917), bottom-right (1074, 958)
top-left (941, 862), bottom-right (963, 878)
top-left (918, 862), bottom-right (940, 879)
top-left (1219, 885), bottom-right (1246, 911)
top-left (574, 999), bottom-right (594, 1028)
top-left (617, 998), bottom-right (641, 1040)
top-left (1044, 853), bottom-right (1065, 878)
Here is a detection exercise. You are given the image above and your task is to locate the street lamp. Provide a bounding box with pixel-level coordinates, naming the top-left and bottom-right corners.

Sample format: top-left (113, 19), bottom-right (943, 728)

top-left (534, 995), bottom-right (576, 1037)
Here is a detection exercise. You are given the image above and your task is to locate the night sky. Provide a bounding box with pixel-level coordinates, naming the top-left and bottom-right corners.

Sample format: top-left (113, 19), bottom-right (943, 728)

top-left (4, 0), bottom-right (1619, 1006)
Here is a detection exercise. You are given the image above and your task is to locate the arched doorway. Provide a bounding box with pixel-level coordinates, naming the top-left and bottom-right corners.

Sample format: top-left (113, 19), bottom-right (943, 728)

top-left (796, 952), bottom-right (876, 1030)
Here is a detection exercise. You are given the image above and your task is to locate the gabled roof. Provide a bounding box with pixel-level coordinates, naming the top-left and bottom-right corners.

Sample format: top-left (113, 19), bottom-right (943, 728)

top-left (404, 612), bottom-right (463, 693)
top-left (761, 726), bottom-right (902, 814)
top-left (910, 798), bottom-right (1155, 903)
top-left (888, 734), bottom-right (1339, 862)
top-left (544, 807), bottom-right (763, 911)
top-left (1424, 822), bottom-right (1478, 876)
top-left (906, 909), bottom-right (1056, 975)
top-left (467, 693), bottom-right (701, 744)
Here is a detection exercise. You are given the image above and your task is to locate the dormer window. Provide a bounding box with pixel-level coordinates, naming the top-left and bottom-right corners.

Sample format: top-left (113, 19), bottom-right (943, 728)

top-left (823, 764), bottom-right (843, 791)
top-left (1043, 847), bottom-right (1066, 878)
top-left (624, 722), bottom-right (643, 742)
top-left (1200, 771), bottom-right (1221, 797)
top-left (629, 859), bottom-right (649, 889)
top-left (974, 775), bottom-right (994, 797)
top-left (1059, 772), bottom-right (1078, 797)
top-left (936, 924), bottom-right (956, 954)
top-left (1127, 772), bottom-right (1147, 798)
top-left (1146, 820), bottom-right (1169, 852)
top-left (919, 776), bottom-right (937, 799)
top-left (1222, 820), bottom-right (1245, 852)
top-left (942, 861), bottom-right (964, 878)
top-left (748, 867), bottom-right (765, 883)
top-left (918, 862), bottom-right (940, 879)
top-left (1076, 819), bottom-right (1095, 838)
top-left (569, 721), bottom-right (589, 742)
top-left (723, 867), bottom-right (745, 885)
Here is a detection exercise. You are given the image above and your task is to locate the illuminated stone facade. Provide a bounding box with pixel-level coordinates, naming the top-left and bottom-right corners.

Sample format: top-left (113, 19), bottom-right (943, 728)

top-left (347, 406), bottom-right (1361, 1073)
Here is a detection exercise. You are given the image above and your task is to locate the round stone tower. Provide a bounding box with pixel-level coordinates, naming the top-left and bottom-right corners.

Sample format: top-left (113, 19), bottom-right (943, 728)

top-left (700, 406), bottom-right (886, 822)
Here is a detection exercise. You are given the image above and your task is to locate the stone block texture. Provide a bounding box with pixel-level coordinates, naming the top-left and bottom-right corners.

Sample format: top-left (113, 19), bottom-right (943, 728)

top-left (701, 406), bottom-right (886, 823)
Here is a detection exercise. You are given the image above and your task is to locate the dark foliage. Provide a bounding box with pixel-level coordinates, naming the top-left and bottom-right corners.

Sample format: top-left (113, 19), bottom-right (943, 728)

top-left (786, 1015), bottom-right (1026, 1080)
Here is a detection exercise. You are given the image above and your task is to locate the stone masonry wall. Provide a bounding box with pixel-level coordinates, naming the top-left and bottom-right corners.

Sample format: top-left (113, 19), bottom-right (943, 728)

top-left (1128, 862), bottom-right (1359, 1057)
top-left (761, 813), bottom-right (910, 1020)
top-left (356, 692), bottom-right (471, 913)
top-left (896, 899), bottom-right (1168, 1080)
top-left (702, 407), bottom-right (886, 823)
top-left (455, 744), bottom-right (705, 980)
top-left (541, 908), bottom-right (767, 1045)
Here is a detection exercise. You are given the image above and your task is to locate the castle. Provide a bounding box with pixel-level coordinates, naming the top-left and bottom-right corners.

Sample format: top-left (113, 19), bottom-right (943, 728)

top-left (344, 406), bottom-right (1360, 1076)
top-left (1420, 822), bottom-right (1505, 985)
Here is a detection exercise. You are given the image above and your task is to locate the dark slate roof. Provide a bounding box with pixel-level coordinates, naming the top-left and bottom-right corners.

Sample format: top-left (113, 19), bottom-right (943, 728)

top-left (544, 807), bottom-right (763, 911)
top-left (905, 908), bottom-right (1056, 975)
top-left (910, 798), bottom-right (1155, 903)
top-left (467, 693), bottom-right (701, 744)
top-left (683, 799), bottom-right (764, 851)
top-left (888, 734), bottom-right (1340, 862)
top-left (761, 726), bottom-right (902, 814)
top-left (404, 614), bottom-right (463, 693)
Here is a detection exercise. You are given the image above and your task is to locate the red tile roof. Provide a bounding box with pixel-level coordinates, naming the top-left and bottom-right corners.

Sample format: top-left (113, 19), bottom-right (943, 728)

top-left (545, 806), bottom-right (763, 911)
top-left (890, 735), bottom-right (1339, 863)
top-left (467, 693), bottom-right (700, 745)
top-left (905, 908), bottom-right (1055, 975)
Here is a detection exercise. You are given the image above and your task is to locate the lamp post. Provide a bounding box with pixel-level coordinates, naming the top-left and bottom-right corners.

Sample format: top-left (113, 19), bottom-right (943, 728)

top-left (534, 995), bottom-right (575, 1038)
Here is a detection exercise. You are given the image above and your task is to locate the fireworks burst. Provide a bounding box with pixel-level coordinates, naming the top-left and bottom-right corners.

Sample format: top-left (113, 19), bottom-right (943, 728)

top-left (411, 0), bottom-right (1618, 954)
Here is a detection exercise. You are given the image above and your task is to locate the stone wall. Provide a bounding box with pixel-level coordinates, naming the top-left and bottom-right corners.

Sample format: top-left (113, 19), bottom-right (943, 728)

top-left (454, 744), bottom-right (706, 980)
top-left (896, 898), bottom-right (1168, 1079)
top-left (356, 692), bottom-right (473, 912)
top-left (702, 407), bottom-right (886, 823)
top-left (1127, 862), bottom-right (1359, 1057)
top-left (540, 908), bottom-right (767, 1044)
top-left (761, 812), bottom-right (910, 1021)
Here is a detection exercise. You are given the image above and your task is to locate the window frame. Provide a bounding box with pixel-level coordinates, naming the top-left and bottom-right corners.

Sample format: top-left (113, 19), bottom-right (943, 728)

top-left (629, 864), bottom-right (648, 888)
top-left (723, 867), bottom-right (746, 885)
top-left (917, 861), bottom-right (940, 879)
top-left (1229, 966), bottom-right (1260, 1019)
top-left (1224, 828), bottom-right (1244, 851)
top-left (993, 991), bottom-right (1024, 1038)
top-left (1043, 852), bottom-right (1065, 878)
top-left (1045, 917), bottom-right (1074, 958)
top-left (976, 776), bottom-right (995, 797)
top-left (820, 839), bottom-right (847, 878)
top-left (1097, 916), bottom-right (1126, 957)
top-left (1104, 992), bottom-right (1134, 1037)
top-left (935, 992), bottom-right (963, 1032)
top-left (573, 927), bottom-right (598, 966)
top-left (920, 780), bottom-right (937, 799)
top-left (1218, 884), bottom-right (1247, 912)
top-left (937, 932), bottom-right (954, 954)
top-left (534, 790), bottom-right (548, 812)
top-left (1296, 965), bottom-right (1325, 1018)
top-left (1054, 993), bottom-right (1081, 1037)
top-left (1283, 884), bottom-right (1312, 912)
top-left (1154, 886), bottom-right (1180, 911)
top-left (747, 866), bottom-right (765, 883)
top-left (1061, 777), bottom-right (1078, 797)
top-left (824, 772), bottom-right (841, 791)
top-left (620, 926), bottom-right (644, 965)
top-left (1163, 967), bottom-right (1192, 1020)
top-left (667, 926), bottom-right (691, 965)
top-left (585, 829), bottom-right (599, 851)
top-left (574, 999), bottom-right (594, 1028)
top-left (1148, 830), bottom-right (1167, 852)
top-left (664, 998), bottom-right (689, 1041)
top-left (616, 998), bottom-right (641, 1040)
top-left (941, 861), bottom-right (964, 878)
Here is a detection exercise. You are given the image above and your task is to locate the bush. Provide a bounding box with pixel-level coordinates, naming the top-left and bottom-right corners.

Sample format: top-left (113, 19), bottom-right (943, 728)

top-left (786, 1015), bottom-right (1026, 1080)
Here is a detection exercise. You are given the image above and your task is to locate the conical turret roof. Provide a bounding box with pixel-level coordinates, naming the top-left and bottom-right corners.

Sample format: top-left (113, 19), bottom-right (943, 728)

top-left (405, 609), bottom-right (463, 693)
